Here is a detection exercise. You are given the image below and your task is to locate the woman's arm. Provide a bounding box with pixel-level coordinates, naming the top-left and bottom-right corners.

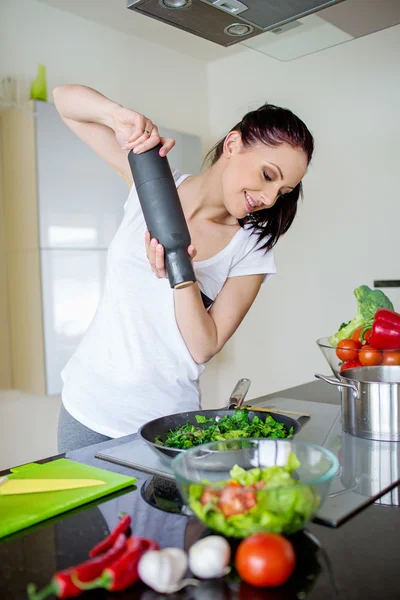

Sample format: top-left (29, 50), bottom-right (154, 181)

top-left (174, 274), bottom-right (264, 364)
top-left (146, 233), bottom-right (264, 364)
top-left (53, 85), bottom-right (174, 185)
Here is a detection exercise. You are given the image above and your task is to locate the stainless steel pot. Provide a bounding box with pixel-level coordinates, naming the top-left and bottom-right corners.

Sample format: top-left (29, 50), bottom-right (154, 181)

top-left (315, 366), bottom-right (400, 442)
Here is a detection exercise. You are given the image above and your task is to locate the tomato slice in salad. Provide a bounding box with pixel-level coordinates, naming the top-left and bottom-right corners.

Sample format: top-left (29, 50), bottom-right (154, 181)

top-left (200, 484), bottom-right (259, 517)
top-left (218, 486), bottom-right (257, 517)
top-left (200, 487), bottom-right (220, 505)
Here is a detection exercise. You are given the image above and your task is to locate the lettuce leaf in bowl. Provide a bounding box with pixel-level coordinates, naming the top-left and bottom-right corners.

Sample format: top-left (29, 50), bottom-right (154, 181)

top-left (187, 453), bottom-right (320, 538)
top-left (230, 452), bottom-right (300, 487)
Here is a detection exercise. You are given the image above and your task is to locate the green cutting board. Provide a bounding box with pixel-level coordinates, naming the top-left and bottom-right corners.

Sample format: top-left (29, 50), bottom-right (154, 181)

top-left (0, 459), bottom-right (136, 539)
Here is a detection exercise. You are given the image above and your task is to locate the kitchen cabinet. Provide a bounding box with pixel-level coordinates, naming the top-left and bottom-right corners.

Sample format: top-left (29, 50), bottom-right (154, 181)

top-left (0, 133), bottom-right (12, 389)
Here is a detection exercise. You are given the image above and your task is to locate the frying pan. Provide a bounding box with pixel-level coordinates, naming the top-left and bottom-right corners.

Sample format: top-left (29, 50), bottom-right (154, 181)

top-left (138, 378), bottom-right (308, 461)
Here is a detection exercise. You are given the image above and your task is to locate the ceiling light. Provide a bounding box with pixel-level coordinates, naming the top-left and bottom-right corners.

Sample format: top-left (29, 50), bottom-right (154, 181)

top-left (224, 23), bottom-right (254, 37)
top-left (160, 0), bottom-right (191, 8)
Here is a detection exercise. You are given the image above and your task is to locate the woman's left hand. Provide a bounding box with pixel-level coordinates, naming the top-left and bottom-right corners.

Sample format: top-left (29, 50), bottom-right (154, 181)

top-left (145, 231), bottom-right (197, 279)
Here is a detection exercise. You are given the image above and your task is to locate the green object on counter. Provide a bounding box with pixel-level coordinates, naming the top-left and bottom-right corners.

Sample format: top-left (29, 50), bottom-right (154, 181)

top-left (155, 409), bottom-right (293, 449)
top-left (30, 64), bottom-right (48, 101)
top-left (0, 459), bottom-right (136, 539)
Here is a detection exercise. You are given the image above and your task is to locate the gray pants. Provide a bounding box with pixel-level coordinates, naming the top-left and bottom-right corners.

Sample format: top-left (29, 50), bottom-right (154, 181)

top-left (58, 403), bottom-right (112, 453)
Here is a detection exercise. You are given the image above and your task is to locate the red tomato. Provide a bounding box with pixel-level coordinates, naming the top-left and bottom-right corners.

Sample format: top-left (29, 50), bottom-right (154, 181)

top-left (358, 345), bottom-right (382, 366)
top-left (200, 487), bottom-right (220, 505)
top-left (235, 533), bottom-right (296, 588)
top-left (218, 487), bottom-right (257, 517)
top-left (336, 339), bottom-right (361, 362)
top-left (351, 327), bottom-right (372, 344)
top-left (253, 481), bottom-right (266, 490)
top-left (340, 359), bottom-right (362, 372)
top-left (228, 481), bottom-right (242, 488)
top-left (381, 350), bottom-right (400, 366)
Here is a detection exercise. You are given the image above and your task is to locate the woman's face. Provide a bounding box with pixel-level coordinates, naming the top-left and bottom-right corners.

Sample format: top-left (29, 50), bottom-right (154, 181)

top-left (221, 133), bottom-right (308, 220)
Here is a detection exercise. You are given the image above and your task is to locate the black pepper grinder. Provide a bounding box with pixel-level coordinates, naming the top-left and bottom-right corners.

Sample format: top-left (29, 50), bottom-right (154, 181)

top-left (128, 144), bottom-right (196, 289)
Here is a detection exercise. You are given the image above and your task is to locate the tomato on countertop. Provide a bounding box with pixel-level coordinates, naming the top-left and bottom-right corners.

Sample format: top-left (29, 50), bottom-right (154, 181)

top-left (235, 533), bottom-right (296, 588)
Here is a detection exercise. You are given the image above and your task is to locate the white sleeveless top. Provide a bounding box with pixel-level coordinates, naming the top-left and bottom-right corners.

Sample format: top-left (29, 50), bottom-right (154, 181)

top-left (61, 172), bottom-right (277, 437)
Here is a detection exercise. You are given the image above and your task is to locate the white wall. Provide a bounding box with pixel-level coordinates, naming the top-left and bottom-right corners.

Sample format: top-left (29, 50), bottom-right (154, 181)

top-left (207, 25), bottom-right (400, 403)
top-left (0, 0), bottom-right (225, 403)
top-left (0, 0), bottom-right (209, 137)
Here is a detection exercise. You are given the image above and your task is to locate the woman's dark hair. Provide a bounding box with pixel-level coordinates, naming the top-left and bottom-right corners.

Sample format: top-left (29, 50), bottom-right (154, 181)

top-left (204, 104), bottom-right (314, 252)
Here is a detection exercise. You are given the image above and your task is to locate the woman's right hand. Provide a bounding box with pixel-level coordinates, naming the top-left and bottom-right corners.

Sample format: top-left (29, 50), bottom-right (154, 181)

top-left (111, 105), bottom-right (175, 157)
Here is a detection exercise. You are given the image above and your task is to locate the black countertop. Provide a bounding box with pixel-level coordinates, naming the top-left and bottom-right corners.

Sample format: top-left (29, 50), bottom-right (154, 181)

top-left (1, 381), bottom-right (399, 600)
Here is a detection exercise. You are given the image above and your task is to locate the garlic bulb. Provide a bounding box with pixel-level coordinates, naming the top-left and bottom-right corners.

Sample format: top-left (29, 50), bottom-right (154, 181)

top-left (138, 547), bottom-right (190, 594)
top-left (189, 536), bottom-right (231, 579)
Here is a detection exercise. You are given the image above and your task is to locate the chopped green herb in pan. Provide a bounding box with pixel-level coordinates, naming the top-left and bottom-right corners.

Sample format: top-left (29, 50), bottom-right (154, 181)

top-left (154, 410), bottom-right (293, 449)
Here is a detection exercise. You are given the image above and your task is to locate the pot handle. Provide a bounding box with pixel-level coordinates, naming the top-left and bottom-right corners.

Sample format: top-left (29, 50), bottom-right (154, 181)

top-left (227, 378), bottom-right (251, 409)
top-left (314, 373), bottom-right (359, 396)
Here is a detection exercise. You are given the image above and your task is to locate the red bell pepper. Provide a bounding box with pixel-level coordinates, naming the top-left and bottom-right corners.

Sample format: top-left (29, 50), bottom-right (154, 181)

top-left (368, 309), bottom-right (400, 350)
top-left (27, 532), bottom-right (127, 600)
top-left (73, 536), bottom-right (160, 592)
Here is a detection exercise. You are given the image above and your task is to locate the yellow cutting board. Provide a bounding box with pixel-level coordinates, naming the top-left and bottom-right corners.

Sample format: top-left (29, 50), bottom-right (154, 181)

top-left (0, 459), bottom-right (136, 539)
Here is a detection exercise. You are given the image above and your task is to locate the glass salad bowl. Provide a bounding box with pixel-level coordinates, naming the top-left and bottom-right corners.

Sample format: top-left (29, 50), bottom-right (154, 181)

top-left (317, 337), bottom-right (343, 376)
top-left (317, 336), bottom-right (400, 377)
top-left (172, 439), bottom-right (338, 538)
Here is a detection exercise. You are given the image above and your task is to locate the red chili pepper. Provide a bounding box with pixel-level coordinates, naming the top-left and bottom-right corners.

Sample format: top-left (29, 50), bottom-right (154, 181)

top-left (368, 309), bottom-right (400, 350)
top-left (27, 533), bottom-right (127, 600)
top-left (73, 536), bottom-right (160, 592)
top-left (89, 513), bottom-right (131, 557)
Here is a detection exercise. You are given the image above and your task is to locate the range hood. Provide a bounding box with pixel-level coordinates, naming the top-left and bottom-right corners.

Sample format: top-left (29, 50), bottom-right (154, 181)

top-left (126, 0), bottom-right (346, 47)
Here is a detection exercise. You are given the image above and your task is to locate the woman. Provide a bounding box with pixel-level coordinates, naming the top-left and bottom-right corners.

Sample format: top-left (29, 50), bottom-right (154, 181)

top-left (53, 85), bottom-right (314, 453)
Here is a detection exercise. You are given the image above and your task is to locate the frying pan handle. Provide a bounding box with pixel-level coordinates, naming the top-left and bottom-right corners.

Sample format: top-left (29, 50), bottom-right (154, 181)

top-left (294, 415), bottom-right (310, 432)
top-left (227, 378), bottom-right (251, 409)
